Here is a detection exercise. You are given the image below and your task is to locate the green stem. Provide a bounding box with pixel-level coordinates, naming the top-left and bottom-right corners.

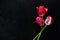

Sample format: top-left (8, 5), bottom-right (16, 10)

top-left (33, 25), bottom-right (47, 40)
top-left (37, 31), bottom-right (42, 40)
top-left (41, 16), bottom-right (44, 29)
top-left (33, 31), bottom-right (41, 40)
top-left (33, 32), bottom-right (40, 40)
top-left (37, 25), bottom-right (47, 40)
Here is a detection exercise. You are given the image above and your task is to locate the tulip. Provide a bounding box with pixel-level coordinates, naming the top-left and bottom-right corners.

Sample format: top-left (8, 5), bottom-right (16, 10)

top-left (45, 16), bottom-right (53, 25)
top-left (36, 6), bottom-right (48, 16)
top-left (35, 16), bottom-right (44, 26)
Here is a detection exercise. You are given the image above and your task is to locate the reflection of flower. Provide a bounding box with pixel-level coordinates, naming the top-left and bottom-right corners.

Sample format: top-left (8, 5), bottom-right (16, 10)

top-left (45, 16), bottom-right (53, 25)
top-left (33, 5), bottom-right (54, 40)
top-left (35, 16), bottom-right (44, 26)
top-left (36, 6), bottom-right (48, 16)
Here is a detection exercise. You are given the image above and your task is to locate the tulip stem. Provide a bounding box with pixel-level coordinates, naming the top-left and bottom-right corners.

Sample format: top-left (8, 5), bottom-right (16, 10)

top-left (33, 31), bottom-right (40, 40)
top-left (33, 30), bottom-right (41, 40)
top-left (33, 25), bottom-right (47, 40)
top-left (41, 16), bottom-right (44, 28)
top-left (37, 25), bottom-right (47, 40)
top-left (42, 16), bottom-right (44, 20)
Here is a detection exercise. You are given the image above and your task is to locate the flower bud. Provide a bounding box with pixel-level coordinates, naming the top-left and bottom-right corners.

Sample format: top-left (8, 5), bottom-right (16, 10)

top-left (36, 6), bottom-right (48, 16)
top-left (35, 16), bottom-right (44, 26)
top-left (45, 16), bottom-right (53, 25)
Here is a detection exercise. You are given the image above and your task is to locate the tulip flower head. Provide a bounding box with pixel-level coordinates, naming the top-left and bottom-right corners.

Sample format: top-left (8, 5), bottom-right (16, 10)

top-left (35, 16), bottom-right (44, 26)
top-left (45, 16), bottom-right (53, 25)
top-left (36, 6), bottom-right (48, 16)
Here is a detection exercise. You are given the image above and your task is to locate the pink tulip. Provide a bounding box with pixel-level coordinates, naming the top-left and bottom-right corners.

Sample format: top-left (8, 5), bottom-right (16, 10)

top-left (45, 16), bottom-right (53, 25)
top-left (35, 16), bottom-right (44, 26)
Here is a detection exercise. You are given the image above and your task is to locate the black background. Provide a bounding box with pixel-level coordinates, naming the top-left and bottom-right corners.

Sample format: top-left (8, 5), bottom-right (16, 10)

top-left (0, 0), bottom-right (60, 40)
top-left (0, 0), bottom-right (16, 40)
top-left (17, 0), bottom-right (60, 40)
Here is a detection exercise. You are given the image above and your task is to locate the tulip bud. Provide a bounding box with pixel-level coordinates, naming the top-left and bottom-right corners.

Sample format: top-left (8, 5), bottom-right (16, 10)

top-left (35, 16), bottom-right (44, 26)
top-left (45, 16), bottom-right (53, 25)
top-left (36, 6), bottom-right (48, 16)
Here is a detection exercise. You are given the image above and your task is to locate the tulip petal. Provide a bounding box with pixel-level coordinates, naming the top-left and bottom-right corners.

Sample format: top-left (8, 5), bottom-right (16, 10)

top-left (45, 16), bottom-right (53, 25)
top-left (35, 16), bottom-right (44, 26)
